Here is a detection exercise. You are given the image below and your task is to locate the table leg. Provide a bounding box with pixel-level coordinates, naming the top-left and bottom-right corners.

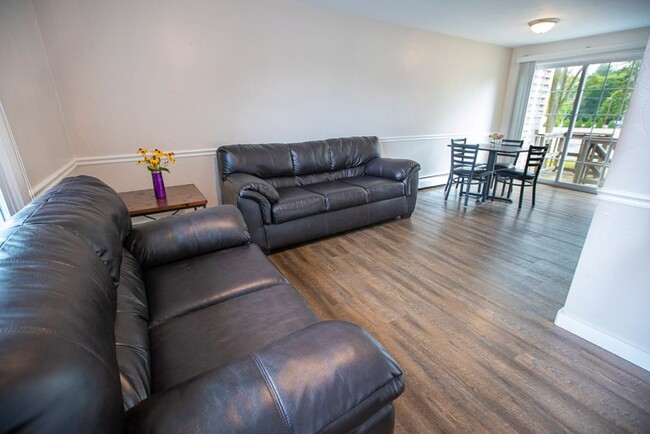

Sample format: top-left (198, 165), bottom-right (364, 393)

top-left (485, 150), bottom-right (515, 203)
top-left (482, 150), bottom-right (497, 203)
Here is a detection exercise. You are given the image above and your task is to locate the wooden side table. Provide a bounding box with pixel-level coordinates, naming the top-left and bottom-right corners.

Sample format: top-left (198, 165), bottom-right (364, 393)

top-left (118, 184), bottom-right (207, 219)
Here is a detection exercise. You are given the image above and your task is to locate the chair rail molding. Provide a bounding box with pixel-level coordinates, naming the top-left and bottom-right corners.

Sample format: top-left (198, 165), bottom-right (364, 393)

top-left (32, 133), bottom-right (493, 195)
top-left (380, 132), bottom-right (492, 189)
top-left (31, 159), bottom-right (76, 197)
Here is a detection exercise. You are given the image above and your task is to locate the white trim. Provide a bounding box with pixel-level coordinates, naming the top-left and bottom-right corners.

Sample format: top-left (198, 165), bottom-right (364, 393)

top-left (381, 133), bottom-right (471, 143)
top-left (31, 159), bottom-right (77, 197)
top-left (517, 42), bottom-right (646, 64)
top-left (75, 147), bottom-right (218, 167)
top-left (597, 188), bottom-right (650, 209)
top-left (419, 173), bottom-right (448, 189)
top-left (555, 308), bottom-right (650, 372)
top-left (0, 188), bottom-right (10, 222)
top-left (0, 102), bottom-right (33, 213)
top-left (33, 134), bottom-right (472, 195)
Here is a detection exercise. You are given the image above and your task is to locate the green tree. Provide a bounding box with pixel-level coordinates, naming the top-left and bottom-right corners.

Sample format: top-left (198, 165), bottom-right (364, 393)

top-left (598, 89), bottom-right (632, 124)
top-left (544, 67), bottom-right (580, 131)
top-left (545, 60), bottom-right (641, 131)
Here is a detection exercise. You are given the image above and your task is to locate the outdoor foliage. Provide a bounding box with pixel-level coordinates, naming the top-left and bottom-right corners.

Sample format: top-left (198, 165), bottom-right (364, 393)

top-left (544, 60), bottom-right (641, 130)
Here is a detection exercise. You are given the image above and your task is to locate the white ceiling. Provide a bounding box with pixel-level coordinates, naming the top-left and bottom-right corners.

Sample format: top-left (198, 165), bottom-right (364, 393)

top-left (297, 0), bottom-right (650, 47)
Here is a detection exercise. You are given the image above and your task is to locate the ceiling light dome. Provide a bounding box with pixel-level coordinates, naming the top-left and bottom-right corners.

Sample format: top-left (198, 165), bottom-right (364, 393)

top-left (528, 18), bottom-right (560, 34)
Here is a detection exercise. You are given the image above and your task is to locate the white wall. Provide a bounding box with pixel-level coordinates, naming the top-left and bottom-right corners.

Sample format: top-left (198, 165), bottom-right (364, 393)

top-left (23, 0), bottom-right (512, 198)
top-left (555, 37), bottom-right (650, 372)
top-left (0, 0), bottom-right (73, 189)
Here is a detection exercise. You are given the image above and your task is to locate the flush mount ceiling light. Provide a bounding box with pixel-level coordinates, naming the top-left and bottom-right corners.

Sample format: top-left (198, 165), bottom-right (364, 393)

top-left (528, 18), bottom-right (560, 34)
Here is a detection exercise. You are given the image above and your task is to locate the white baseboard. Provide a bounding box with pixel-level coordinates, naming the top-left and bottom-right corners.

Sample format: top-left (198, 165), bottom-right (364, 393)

top-left (419, 173), bottom-right (448, 189)
top-left (555, 308), bottom-right (650, 372)
top-left (598, 188), bottom-right (650, 209)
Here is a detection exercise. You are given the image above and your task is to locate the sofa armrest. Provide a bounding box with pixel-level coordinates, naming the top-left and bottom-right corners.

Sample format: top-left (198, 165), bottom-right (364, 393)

top-left (124, 321), bottom-right (404, 434)
top-left (225, 173), bottom-right (280, 204)
top-left (365, 157), bottom-right (421, 181)
top-left (240, 190), bottom-right (273, 225)
top-left (124, 205), bottom-right (250, 268)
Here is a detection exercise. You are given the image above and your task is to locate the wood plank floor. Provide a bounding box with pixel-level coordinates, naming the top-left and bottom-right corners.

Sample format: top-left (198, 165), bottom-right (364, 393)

top-left (269, 185), bottom-right (650, 433)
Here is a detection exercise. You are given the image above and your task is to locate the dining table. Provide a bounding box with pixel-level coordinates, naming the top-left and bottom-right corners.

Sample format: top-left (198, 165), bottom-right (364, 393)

top-left (475, 143), bottom-right (529, 203)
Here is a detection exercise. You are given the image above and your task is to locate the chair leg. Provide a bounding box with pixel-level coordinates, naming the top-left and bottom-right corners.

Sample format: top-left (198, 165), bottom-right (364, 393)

top-left (444, 173), bottom-right (453, 201)
top-left (464, 178), bottom-right (471, 207)
top-left (532, 181), bottom-right (537, 207)
top-left (491, 175), bottom-right (498, 202)
top-left (518, 182), bottom-right (524, 208)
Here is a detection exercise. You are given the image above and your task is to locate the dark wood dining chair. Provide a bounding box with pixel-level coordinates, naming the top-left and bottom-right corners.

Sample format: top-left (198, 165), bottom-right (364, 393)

top-left (492, 138), bottom-right (524, 195)
top-left (444, 143), bottom-right (492, 207)
top-left (492, 145), bottom-right (549, 208)
top-left (445, 138), bottom-right (467, 192)
top-left (494, 139), bottom-right (524, 171)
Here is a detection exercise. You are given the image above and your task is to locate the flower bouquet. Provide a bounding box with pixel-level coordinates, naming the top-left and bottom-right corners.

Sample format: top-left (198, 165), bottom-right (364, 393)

top-left (489, 132), bottom-right (505, 144)
top-left (137, 148), bottom-right (175, 199)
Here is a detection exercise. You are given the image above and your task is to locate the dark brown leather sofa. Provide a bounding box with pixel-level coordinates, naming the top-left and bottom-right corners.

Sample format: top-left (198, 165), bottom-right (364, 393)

top-left (218, 136), bottom-right (420, 251)
top-left (0, 176), bottom-right (404, 433)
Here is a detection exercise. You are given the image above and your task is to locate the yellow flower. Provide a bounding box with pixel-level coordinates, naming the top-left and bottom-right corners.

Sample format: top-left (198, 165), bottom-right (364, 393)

top-left (136, 147), bottom-right (175, 172)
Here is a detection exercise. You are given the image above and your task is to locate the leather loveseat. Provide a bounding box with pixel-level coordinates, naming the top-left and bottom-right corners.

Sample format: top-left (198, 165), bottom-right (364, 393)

top-left (0, 175), bottom-right (405, 433)
top-left (218, 136), bottom-right (420, 251)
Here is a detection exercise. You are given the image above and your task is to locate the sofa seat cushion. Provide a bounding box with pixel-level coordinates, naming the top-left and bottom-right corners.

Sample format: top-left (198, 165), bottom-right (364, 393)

top-left (145, 244), bottom-right (287, 327)
top-left (341, 176), bottom-right (406, 203)
top-left (272, 186), bottom-right (327, 224)
top-left (149, 284), bottom-right (319, 391)
top-left (301, 181), bottom-right (368, 211)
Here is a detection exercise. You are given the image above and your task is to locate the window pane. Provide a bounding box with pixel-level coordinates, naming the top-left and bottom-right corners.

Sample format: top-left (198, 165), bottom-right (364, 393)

top-left (524, 57), bottom-right (641, 188)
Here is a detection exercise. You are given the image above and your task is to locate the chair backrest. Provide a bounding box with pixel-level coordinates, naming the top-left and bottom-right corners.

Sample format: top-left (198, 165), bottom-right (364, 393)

top-left (496, 139), bottom-right (524, 166)
top-left (450, 143), bottom-right (480, 172)
top-left (502, 139), bottom-right (524, 146)
top-left (451, 138), bottom-right (467, 145)
top-left (524, 145), bottom-right (549, 180)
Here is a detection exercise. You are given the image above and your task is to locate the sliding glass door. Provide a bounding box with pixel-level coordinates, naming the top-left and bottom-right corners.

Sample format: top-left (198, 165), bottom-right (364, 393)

top-left (521, 58), bottom-right (641, 189)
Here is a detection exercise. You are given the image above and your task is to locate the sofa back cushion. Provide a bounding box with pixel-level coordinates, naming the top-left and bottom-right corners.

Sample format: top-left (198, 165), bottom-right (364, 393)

top-left (0, 224), bottom-right (124, 433)
top-left (5, 175), bottom-right (131, 283)
top-left (218, 143), bottom-right (293, 179)
top-left (218, 136), bottom-right (381, 183)
top-left (327, 136), bottom-right (380, 170)
top-left (288, 140), bottom-right (331, 175)
top-left (0, 175), bottom-right (133, 432)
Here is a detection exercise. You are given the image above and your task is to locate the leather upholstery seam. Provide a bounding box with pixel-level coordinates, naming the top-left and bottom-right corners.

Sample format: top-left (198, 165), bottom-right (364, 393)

top-left (115, 342), bottom-right (149, 353)
top-left (147, 281), bottom-right (290, 330)
top-left (0, 257), bottom-right (79, 269)
top-left (317, 373), bottom-right (403, 433)
top-left (0, 326), bottom-right (120, 379)
top-left (251, 352), bottom-right (294, 434)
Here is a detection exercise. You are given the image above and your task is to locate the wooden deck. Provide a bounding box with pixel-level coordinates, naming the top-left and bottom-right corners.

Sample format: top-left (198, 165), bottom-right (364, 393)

top-left (269, 185), bottom-right (650, 433)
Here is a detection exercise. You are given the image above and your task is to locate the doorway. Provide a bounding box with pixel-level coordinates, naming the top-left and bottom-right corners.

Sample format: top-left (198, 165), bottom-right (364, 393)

top-left (521, 59), bottom-right (642, 189)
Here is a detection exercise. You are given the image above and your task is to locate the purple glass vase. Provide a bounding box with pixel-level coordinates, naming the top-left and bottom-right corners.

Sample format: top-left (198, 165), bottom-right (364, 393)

top-left (151, 171), bottom-right (166, 199)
